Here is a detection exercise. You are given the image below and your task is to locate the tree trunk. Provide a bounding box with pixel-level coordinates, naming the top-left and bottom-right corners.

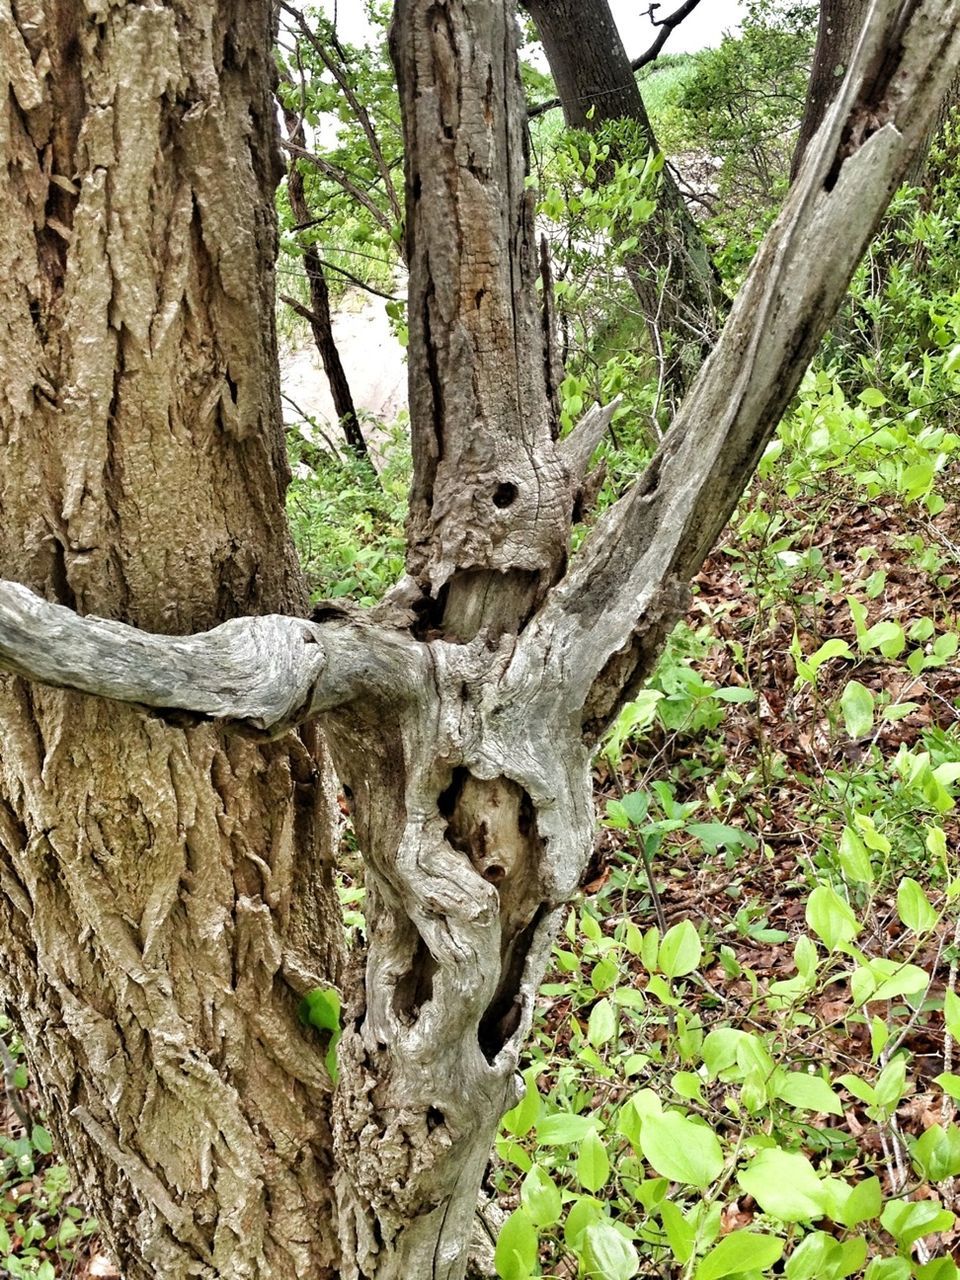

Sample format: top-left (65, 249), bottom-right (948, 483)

top-left (790, 0), bottom-right (869, 181)
top-left (282, 105), bottom-right (369, 460)
top-left (0, 4), bottom-right (343, 1277)
top-left (524, 0), bottom-right (725, 401)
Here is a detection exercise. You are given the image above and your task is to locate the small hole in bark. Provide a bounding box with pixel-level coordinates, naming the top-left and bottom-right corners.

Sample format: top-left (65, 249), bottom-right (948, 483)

top-left (413, 174), bottom-right (422, 200)
top-left (342, 785), bottom-right (353, 800)
top-left (475, 288), bottom-right (485, 309)
top-left (426, 1106), bottom-right (445, 1131)
top-left (493, 482), bottom-right (518, 508)
top-left (483, 864), bottom-right (506, 884)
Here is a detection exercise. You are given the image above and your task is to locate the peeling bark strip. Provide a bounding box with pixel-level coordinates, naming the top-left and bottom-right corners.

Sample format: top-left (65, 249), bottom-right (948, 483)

top-left (0, 3), bottom-right (959, 1280)
top-left (0, 4), bottom-right (343, 1278)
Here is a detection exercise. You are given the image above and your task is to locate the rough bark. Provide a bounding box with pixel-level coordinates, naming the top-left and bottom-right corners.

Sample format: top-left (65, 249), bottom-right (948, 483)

top-left (524, 0), bottom-right (725, 400)
top-left (0, 4), bottom-right (343, 1277)
top-left (281, 103), bottom-right (368, 459)
top-left (2, 4), bottom-right (960, 1280)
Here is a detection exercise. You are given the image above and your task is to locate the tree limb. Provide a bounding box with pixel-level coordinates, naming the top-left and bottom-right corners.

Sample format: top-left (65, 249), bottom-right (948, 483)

top-left (512, 0), bottom-right (960, 732)
top-left (0, 582), bottom-right (412, 736)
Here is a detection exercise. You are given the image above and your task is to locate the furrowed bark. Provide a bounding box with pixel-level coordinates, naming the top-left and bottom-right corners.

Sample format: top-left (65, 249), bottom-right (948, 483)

top-left (0, 5), bottom-right (343, 1277)
top-left (394, 0), bottom-right (571, 635)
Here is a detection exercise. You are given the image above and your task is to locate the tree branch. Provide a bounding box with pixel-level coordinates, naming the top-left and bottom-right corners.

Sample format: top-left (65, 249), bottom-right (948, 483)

top-left (0, 582), bottom-right (413, 736)
top-left (511, 0), bottom-right (960, 733)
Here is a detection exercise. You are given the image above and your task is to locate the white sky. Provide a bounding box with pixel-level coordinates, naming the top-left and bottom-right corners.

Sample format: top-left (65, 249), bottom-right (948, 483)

top-left (319, 1), bottom-right (746, 57)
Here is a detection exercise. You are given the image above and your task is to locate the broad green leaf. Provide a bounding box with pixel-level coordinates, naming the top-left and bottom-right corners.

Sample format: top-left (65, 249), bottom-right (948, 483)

top-left (536, 1113), bottom-right (598, 1144)
top-left (588, 997), bottom-right (617, 1047)
top-left (852, 957), bottom-right (929, 1005)
top-left (521, 1165), bottom-right (562, 1228)
top-left (639, 1112), bottom-right (723, 1187)
top-left (31, 1124), bottom-right (53, 1155)
top-left (502, 1068), bottom-right (542, 1137)
top-left (865, 1261), bottom-right (910, 1280)
top-left (860, 620), bottom-right (905, 657)
top-left (737, 1149), bottom-right (828, 1221)
top-left (494, 1207), bottom-right (538, 1280)
top-left (580, 1221), bottom-right (639, 1280)
top-left (840, 680), bottom-right (874, 737)
top-left (775, 1072), bottom-right (843, 1116)
top-left (860, 387), bottom-right (887, 407)
top-left (935, 1071), bottom-right (960, 1101)
top-left (658, 920), bottom-right (702, 978)
top-left (702, 1027), bottom-right (749, 1078)
top-left (946, 990), bottom-right (960, 1040)
top-left (838, 827), bottom-right (874, 884)
top-left (916, 1260), bottom-right (959, 1280)
top-left (911, 1123), bottom-right (960, 1182)
top-left (839, 1176), bottom-right (882, 1228)
top-left (880, 1198), bottom-right (954, 1249)
top-left (784, 1231), bottom-right (841, 1280)
top-left (660, 1201), bottom-right (695, 1265)
top-left (563, 1195), bottom-right (604, 1250)
top-left (696, 1230), bottom-right (784, 1280)
top-left (808, 638), bottom-right (855, 670)
top-left (805, 885), bottom-right (860, 950)
top-left (577, 1127), bottom-right (611, 1193)
top-left (897, 878), bottom-right (938, 933)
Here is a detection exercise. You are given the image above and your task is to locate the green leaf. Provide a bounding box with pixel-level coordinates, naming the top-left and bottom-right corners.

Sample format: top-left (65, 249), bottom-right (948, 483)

top-left (577, 1127), bottom-right (611, 1193)
top-left (775, 1072), bottom-right (843, 1116)
top-left (737, 1149), bottom-right (828, 1221)
top-left (946, 989), bottom-right (960, 1040)
top-left (702, 1028), bottom-right (749, 1078)
top-left (860, 387), bottom-right (887, 407)
top-left (588, 998), bottom-right (617, 1047)
top-left (639, 1112), bottom-right (724, 1187)
top-left (580, 1221), bottom-right (639, 1280)
top-left (31, 1124), bottom-right (53, 1155)
top-left (837, 827), bottom-right (874, 884)
top-left (521, 1165), bottom-right (562, 1228)
top-left (911, 1123), bottom-right (960, 1182)
top-left (865, 1262), bottom-right (910, 1280)
top-left (784, 1231), bottom-right (842, 1280)
top-left (660, 1201), bottom-right (696, 1265)
top-left (696, 1231), bottom-right (784, 1280)
top-left (880, 1198), bottom-right (954, 1249)
top-left (502, 1068), bottom-right (542, 1137)
top-left (494, 1208), bottom-right (539, 1280)
top-left (839, 1176), bottom-right (882, 1228)
top-left (840, 680), bottom-right (874, 738)
top-left (536, 1113), bottom-right (597, 1144)
top-left (897, 878), bottom-right (938, 933)
top-left (658, 920), bottom-right (702, 978)
top-left (563, 1195), bottom-right (604, 1250)
top-left (860, 620), bottom-right (905, 657)
top-left (806, 885), bottom-right (860, 950)
top-left (852, 957), bottom-right (929, 1005)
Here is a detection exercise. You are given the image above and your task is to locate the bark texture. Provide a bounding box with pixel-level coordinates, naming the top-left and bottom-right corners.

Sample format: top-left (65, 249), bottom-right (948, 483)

top-left (524, 0), bottom-right (725, 399)
top-left (0, 4), bottom-right (342, 1277)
